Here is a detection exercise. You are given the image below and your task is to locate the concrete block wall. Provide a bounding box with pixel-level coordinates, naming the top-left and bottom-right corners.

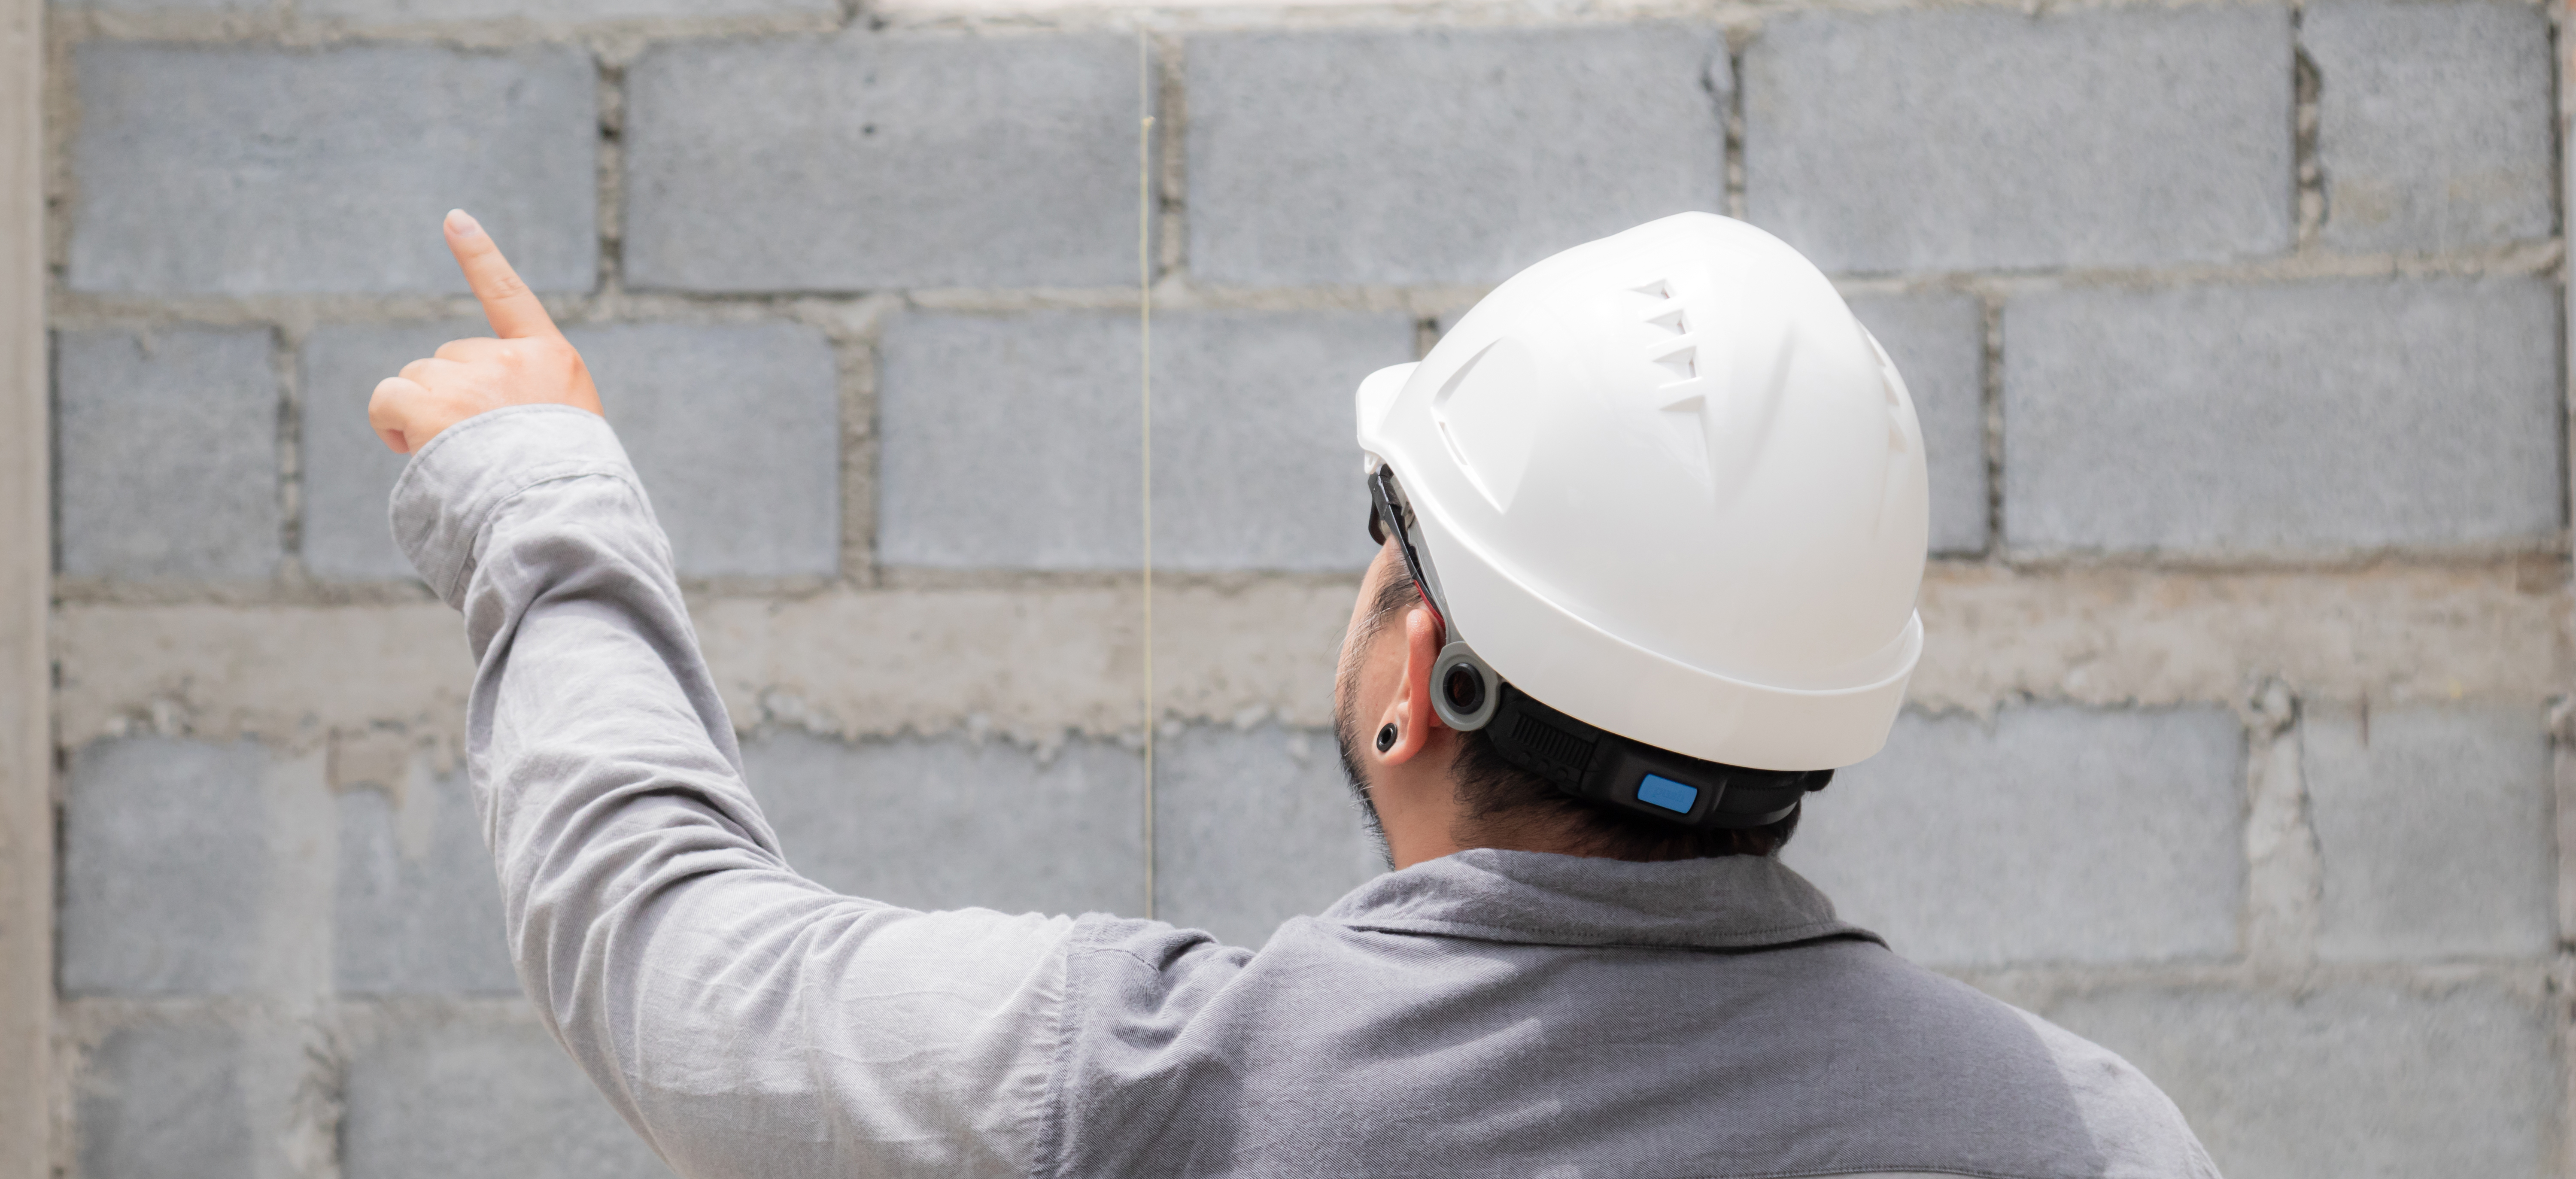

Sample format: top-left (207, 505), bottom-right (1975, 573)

top-left (34, 2), bottom-right (2569, 1178)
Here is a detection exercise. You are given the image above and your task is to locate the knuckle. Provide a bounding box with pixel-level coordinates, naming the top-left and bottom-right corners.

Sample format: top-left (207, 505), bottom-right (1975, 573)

top-left (518, 339), bottom-right (574, 372)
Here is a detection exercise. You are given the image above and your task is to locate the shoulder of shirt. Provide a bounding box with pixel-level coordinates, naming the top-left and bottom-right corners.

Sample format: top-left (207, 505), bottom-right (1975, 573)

top-left (2011, 1005), bottom-right (2227, 1179)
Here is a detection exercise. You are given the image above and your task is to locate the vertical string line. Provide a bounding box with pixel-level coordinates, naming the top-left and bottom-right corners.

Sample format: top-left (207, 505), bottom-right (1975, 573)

top-left (1138, 28), bottom-right (1157, 922)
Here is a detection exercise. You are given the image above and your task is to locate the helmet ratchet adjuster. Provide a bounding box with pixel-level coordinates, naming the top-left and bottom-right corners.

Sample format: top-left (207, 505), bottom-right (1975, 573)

top-left (1436, 644), bottom-right (1829, 830)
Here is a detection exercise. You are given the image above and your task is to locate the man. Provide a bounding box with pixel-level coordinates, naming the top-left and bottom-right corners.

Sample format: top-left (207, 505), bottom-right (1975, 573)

top-left (371, 208), bottom-right (2219, 1177)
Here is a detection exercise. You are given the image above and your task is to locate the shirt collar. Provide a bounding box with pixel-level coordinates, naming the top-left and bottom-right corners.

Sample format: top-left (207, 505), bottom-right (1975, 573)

top-left (1318, 848), bottom-right (1883, 952)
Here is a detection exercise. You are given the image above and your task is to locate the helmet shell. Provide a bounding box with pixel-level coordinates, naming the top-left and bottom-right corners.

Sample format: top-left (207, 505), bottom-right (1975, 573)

top-left (1356, 212), bottom-right (1928, 770)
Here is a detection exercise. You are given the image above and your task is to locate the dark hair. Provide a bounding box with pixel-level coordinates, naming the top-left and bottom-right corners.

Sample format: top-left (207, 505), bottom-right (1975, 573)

top-left (1366, 565), bottom-right (1801, 862)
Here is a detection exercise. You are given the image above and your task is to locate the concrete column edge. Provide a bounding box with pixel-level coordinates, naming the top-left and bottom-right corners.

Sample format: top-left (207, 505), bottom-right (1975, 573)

top-left (0, 0), bottom-right (49, 1174)
top-left (2555, 3), bottom-right (2574, 1177)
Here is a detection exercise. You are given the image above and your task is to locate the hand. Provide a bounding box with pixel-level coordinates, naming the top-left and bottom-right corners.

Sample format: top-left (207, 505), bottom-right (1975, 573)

top-left (368, 210), bottom-right (604, 454)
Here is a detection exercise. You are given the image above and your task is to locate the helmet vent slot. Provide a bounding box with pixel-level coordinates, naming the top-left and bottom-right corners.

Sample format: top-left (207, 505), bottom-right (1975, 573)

top-left (1646, 309), bottom-right (1688, 335)
top-left (1654, 346), bottom-right (1697, 381)
top-left (1630, 280), bottom-right (1673, 301)
top-left (1512, 712), bottom-right (1597, 777)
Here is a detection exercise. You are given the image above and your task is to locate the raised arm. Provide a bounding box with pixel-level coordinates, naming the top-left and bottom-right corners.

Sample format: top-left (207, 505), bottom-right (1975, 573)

top-left (373, 211), bottom-right (1069, 1179)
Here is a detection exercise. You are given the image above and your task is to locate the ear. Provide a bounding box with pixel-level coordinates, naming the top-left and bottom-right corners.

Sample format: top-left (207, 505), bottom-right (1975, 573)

top-left (1376, 605), bottom-right (1449, 765)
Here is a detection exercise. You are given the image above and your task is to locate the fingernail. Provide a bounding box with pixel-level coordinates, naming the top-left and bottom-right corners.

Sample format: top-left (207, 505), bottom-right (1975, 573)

top-left (445, 209), bottom-right (484, 238)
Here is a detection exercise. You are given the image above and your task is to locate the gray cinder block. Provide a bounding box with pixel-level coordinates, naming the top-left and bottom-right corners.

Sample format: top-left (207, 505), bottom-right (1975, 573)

top-left (2045, 981), bottom-right (2555, 1179)
top-left (1744, 6), bottom-right (2293, 272)
top-left (61, 738), bottom-right (273, 996)
top-left (2002, 278), bottom-right (2561, 555)
top-left (1185, 27), bottom-right (1727, 286)
top-left (69, 43), bottom-right (595, 295)
top-left (55, 0), bottom-right (258, 10)
top-left (2306, 702), bottom-right (2554, 962)
top-left (303, 0), bottom-right (832, 21)
top-left (56, 328), bottom-right (282, 582)
top-left (2305, 0), bottom-right (2554, 254)
top-left (581, 323), bottom-right (842, 579)
top-left (1785, 706), bottom-right (2244, 969)
top-left (336, 762), bottom-right (519, 995)
top-left (1847, 292), bottom-right (1986, 555)
top-left (342, 1012), bottom-right (670, 1179)
top-left (877, 308), bottom-right (1410, 571)
top-left (741, 730), bottom-right (1147, 917)
top-left (1154, 724), bottom-right (1385, 948)
top-left (301, 321), bottom-right (839, 580)
top-left (76, 1019), bottom-right (256, 1179)
top-left (625, 34), bottom-right (1148, 292)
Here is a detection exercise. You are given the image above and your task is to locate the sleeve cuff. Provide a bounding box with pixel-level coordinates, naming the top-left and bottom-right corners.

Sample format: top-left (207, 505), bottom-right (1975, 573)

top-left (388, 405), bottom-right (638, 609)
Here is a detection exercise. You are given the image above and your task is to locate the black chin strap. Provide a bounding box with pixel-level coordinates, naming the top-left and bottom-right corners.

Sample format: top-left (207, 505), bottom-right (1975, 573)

top-left (1481, 682), bottom-right (1832, 830)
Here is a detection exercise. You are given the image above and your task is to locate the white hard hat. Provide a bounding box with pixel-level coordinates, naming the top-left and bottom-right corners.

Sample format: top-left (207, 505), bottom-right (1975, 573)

top-left (1356, 212), bottom-right (1928, 825)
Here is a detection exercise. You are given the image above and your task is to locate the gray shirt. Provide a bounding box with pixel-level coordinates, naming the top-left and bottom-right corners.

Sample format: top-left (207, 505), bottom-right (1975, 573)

top-left (393, 404), bottom-right (2222, 1179)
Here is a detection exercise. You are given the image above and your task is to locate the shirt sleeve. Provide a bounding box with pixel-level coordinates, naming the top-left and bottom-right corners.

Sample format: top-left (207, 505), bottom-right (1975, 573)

top-left (391, 404), bottom-right (1067, 1179)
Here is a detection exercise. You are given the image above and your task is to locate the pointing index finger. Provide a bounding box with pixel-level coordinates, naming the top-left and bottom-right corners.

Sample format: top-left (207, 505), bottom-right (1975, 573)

top-left (444, 209), bottom-right (559, 340)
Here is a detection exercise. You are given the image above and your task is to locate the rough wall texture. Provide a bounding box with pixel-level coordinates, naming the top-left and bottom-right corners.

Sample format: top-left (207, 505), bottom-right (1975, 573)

top-left (35, 1), bottom-right (2571, 1177)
